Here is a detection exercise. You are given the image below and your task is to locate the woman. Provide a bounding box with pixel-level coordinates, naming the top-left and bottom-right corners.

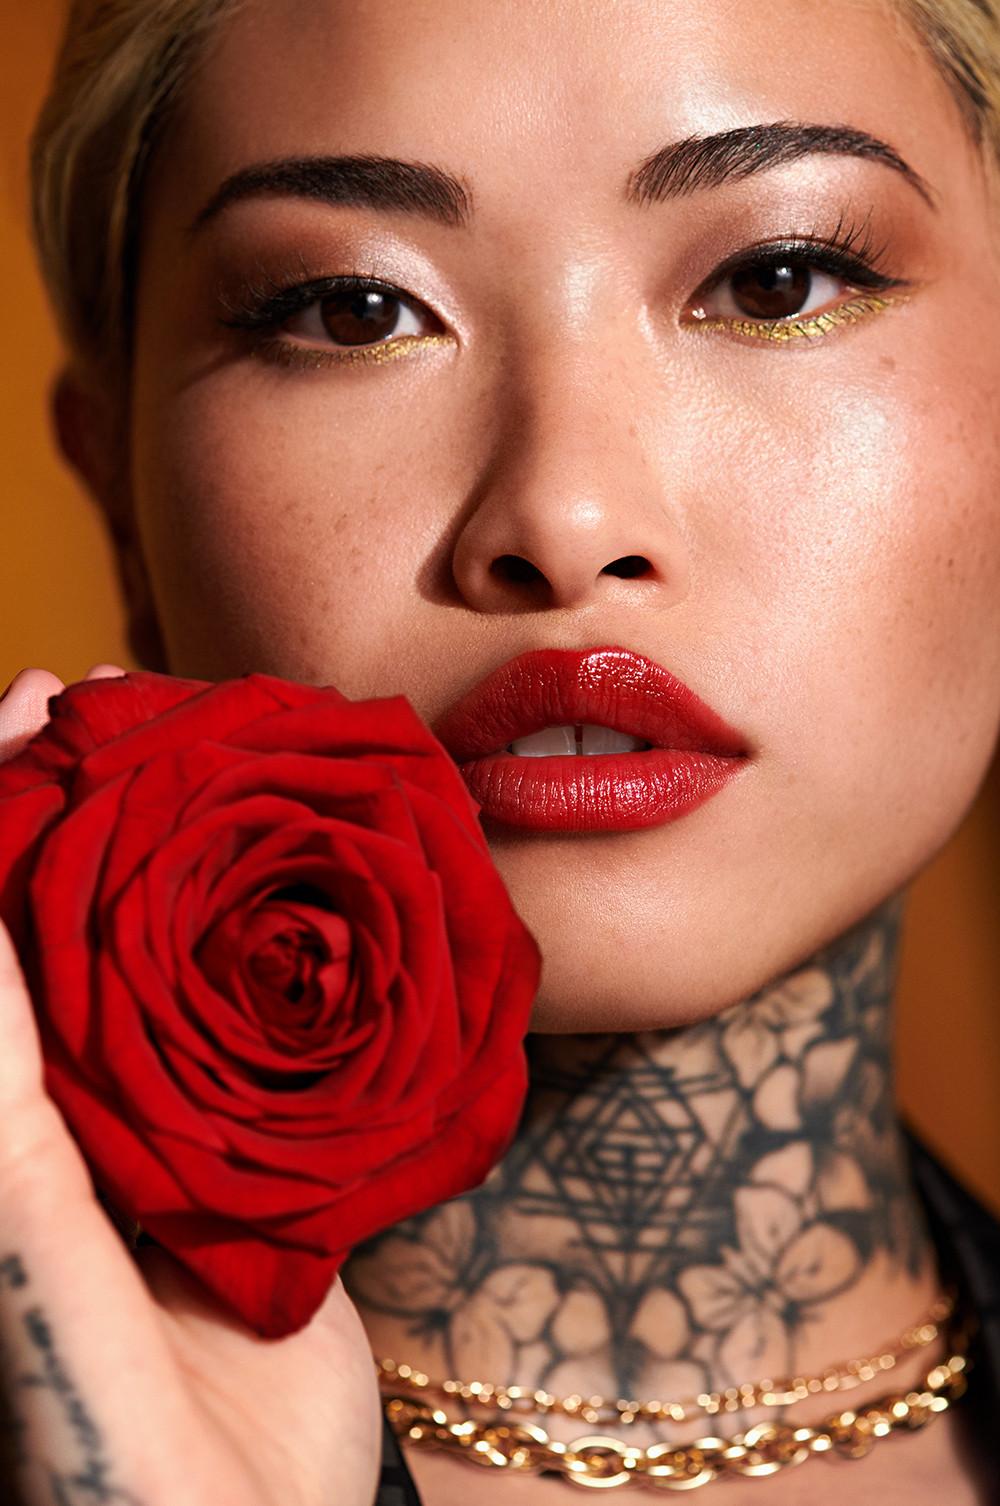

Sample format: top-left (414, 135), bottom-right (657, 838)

top-left (2, 0), bottom-right (999, 1500)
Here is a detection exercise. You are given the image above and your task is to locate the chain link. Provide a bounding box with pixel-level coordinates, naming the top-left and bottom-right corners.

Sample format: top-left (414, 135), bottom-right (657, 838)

top-left (382, 1344), bottom-right (969, 1489)
top-left (375, 1293), bottom-right (955, 1427)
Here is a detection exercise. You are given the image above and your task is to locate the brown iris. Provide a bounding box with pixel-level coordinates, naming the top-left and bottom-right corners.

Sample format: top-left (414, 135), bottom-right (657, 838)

top-left (320, 287), bottom-right (403, 346)
top-left (730, 260), bottom-right (812, 320)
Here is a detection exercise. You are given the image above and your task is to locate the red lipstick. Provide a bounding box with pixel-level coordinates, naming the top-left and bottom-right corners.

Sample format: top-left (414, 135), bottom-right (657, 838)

top-left (432, 645), bottom-right (749, 832)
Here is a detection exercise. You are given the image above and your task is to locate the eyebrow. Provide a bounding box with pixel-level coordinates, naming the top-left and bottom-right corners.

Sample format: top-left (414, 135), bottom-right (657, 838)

top-left (188, 154), bottom-right (473, 231)
top-left (626, 121), bottom-right (936, 209)
top-left (187, 120), bottom-right (936, 234)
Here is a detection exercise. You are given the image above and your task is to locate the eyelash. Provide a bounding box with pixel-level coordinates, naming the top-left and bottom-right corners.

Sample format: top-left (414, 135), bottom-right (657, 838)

top-left (683, 212), bottom-right (910, 342)
top-left (219, 259), bottom-right (447, 370)
top-left (218, 214), bottom-right (911, 370)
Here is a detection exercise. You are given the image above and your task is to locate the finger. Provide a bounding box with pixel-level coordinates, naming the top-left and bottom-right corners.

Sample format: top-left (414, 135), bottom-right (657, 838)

top-left (0, 921), bottom-right (202, 1502)
top-left (0, 916), bottom-right (116, 1225)
top-left (84, 663), bottom-right (127, 681)
top-left (0, 671), bottom-right (64, 762)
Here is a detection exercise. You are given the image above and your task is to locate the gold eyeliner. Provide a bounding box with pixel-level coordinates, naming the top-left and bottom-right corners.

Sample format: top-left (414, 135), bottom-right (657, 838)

top-left (683, 291), bottom-right (909, 343)
top-left (251, 333), bottom-right (454, 371)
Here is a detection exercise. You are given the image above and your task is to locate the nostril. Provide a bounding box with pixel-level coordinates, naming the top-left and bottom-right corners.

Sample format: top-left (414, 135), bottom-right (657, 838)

top-left (603, 554), bottom-right (652, 579)
top-left (491, 555), bottom-right (546, 585)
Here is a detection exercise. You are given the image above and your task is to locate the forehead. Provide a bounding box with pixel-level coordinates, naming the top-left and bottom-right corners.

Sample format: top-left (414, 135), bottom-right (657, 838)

top-left (160, 0), bottom-right (974, 223)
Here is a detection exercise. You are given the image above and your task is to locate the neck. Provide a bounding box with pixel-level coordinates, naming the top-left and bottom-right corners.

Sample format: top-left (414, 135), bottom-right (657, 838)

top-left (343, 899), bottom-right (938, 1431)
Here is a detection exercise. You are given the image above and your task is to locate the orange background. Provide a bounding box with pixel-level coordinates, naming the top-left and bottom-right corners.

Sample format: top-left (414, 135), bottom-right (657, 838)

top-left (4, 4), bottom-right (999, 1213)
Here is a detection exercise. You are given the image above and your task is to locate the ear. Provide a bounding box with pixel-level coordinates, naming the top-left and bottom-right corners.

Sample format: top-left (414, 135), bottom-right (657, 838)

top-left (51, 368), bottom-right (168, 673)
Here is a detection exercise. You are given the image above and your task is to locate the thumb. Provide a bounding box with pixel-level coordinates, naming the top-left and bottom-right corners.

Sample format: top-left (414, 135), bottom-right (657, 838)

top-left (0, 664), bottom-right (126, 763)
top-left (0, 670), bottom-right (65, 762)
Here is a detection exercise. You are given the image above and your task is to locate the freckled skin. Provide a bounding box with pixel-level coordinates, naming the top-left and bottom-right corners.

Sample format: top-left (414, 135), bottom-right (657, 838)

top-left (114, 0), bottom-right (1000, 1034)
top-left (46, 2), bottom-right (1000, 1498)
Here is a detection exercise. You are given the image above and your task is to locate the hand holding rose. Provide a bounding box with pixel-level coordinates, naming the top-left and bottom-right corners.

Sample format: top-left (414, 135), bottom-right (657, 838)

top-left (0, 665), bottom-right (540, 1506)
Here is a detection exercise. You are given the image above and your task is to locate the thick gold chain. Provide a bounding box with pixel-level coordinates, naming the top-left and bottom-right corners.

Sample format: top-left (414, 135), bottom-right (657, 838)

top-left (376, 1292), bottom-right (954, 1426)
top-left (382, 1343), bottom-right (970, 1489)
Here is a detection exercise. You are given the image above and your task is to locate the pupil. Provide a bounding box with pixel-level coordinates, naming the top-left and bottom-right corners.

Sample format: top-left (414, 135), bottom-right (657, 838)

top-left (731, 261), bottom-right (811, 320)
top-left (321, 288), bottom-right (400, 346)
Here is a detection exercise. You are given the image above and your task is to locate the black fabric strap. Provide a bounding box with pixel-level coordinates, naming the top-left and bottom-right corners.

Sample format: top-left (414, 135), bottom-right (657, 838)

top-left (373, 1410), bottom-right (424, 1506)
top-left (905, 1127), bottom-right (1000, 1499)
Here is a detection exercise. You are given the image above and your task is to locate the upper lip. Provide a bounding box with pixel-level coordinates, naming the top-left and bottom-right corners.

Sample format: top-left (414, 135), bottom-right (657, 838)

top-left (431, 645), bottom-right (749, 761)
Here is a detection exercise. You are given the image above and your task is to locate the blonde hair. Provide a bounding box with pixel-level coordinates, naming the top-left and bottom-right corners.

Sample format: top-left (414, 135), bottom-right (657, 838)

top-left (30, 0), bottom-right (237, 398)
top-left (29, 0), bottom-right (1000, 395)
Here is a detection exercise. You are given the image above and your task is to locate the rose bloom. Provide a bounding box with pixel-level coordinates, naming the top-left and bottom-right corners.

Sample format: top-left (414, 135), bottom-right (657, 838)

top-left (0, 670), bottom-right (539, 1337)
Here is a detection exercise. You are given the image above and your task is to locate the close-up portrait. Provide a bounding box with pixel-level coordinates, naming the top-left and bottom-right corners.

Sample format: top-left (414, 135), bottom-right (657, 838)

top-left (2, 1), bottom-right (1000, 1502)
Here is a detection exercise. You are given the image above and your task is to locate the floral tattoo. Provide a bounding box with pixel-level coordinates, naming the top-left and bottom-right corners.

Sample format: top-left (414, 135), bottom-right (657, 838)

top-left (343, 900), bottom-right (929, 1428)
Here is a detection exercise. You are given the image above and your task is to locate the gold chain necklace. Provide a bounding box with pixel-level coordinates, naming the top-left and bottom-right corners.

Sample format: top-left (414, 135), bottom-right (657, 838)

top-left (381, 1333), bottom-right (971, 1490)
top-left (376, 1291), bottom-right (954, 1426)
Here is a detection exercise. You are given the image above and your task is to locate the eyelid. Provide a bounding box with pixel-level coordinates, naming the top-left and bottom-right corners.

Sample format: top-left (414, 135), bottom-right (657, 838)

top-left (691, 234), bottom-right (894, 290)
top-left (219, 270), bottom-right (453, 367)
top-left (681, 235), bottom-right (912, 345)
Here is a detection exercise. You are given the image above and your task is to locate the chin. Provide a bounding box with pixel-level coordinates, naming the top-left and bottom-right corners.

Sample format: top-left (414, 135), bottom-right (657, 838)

top-left (505, 857), bottom-right (910, 1040)
top-left (525, 953), bottom-right (760, 1034)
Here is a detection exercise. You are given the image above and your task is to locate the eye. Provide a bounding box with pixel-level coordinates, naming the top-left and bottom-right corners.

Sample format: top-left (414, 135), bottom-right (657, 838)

top-left (219, 272), bottom-right (453, 369)
top-left (283, 282), bottom-right (436, 351)
top-left (683, 237), bottom-right (910, 344)
top-left (694, 257), bottom-right (844, 322)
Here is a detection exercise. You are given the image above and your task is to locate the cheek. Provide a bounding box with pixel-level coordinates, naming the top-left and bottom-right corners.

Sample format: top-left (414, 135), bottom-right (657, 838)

top-left (723, 354), bottom-right (1000, 867)
top-left (130, 370), bottom-right (446, 687)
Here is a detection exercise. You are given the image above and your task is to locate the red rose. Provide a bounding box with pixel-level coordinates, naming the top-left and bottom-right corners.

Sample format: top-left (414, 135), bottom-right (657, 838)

top-left (0, 672), bottom-right (540, 1338)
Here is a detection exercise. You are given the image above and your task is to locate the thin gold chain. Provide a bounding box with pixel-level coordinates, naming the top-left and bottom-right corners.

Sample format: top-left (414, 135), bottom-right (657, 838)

top-left (382, 1333), bottom-right (971, 1490)
top-left (376, 1291), bottom-right (955, 1426)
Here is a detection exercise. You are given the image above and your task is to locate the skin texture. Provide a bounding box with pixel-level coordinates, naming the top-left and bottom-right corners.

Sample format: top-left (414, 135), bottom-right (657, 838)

top-left (30, 0), bottom-right (1000, 1499)
top-left (113, 0), bottom-right (1000, 1035)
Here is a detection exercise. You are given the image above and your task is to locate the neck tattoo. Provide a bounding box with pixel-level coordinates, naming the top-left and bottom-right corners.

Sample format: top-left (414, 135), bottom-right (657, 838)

top-left (343, 898), bottom-right (933, 1438)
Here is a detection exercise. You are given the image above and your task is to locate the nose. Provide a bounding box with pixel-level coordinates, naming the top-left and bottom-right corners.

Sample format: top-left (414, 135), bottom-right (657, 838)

top-left (450, 343), bottom-right (690, 615)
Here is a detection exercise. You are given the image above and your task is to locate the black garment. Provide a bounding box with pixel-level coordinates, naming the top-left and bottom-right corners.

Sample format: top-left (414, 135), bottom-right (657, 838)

top-left (374, 1131), bottom-right (1000, 1504)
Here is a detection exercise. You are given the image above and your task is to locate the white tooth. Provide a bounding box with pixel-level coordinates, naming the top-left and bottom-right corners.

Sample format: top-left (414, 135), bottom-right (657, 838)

top-left (509, 724), bottom-right (578, 757)
top-left (579, 724), bottom-right (648, 754)
top-left (507, 723), bottom-right (650, 756)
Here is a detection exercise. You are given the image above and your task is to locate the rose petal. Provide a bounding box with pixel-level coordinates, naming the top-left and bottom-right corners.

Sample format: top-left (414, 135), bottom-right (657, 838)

top-left (70, 674), bottom-right (341, 792)
top-left (0, 782), bottom-right (66, 950)
top-left (0, 668), bottom-right (539, 1338)
top-left (0, 672), bottom-right (209, 789)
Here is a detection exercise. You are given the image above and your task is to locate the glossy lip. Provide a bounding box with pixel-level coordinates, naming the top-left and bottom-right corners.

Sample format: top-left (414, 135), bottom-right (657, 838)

top-left (432, 644), bottom-right (750, 832)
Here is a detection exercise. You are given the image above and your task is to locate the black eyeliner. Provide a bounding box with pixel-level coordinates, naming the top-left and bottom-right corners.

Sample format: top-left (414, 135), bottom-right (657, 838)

top-left (695, 210), bottom-right (910, 300)
top-left (697, 243), bottom-right (906, 299)
top-left (219, 274), bottom-right (399, 331)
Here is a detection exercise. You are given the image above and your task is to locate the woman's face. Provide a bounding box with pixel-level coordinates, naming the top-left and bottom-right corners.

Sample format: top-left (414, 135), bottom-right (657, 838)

top-left (120, 0), bottom-right (1000, 1030)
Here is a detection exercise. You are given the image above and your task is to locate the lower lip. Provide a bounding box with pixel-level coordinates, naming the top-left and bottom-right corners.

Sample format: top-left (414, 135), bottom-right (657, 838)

top-left (457, 748), bottom-right (746, 832)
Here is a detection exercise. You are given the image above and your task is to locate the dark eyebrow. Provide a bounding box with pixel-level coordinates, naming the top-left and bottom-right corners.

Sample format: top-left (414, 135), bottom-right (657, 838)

top-left (188, 154), bottom-right (473, 232)
top-left (624, 120), bottom-right (936, 209)
top-left (187, 121), bottom-right (936, 235)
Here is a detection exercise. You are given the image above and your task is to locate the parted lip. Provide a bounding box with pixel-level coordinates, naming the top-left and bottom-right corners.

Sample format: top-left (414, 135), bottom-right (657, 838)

top-left (431, 645), bottom-right (749, 762)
